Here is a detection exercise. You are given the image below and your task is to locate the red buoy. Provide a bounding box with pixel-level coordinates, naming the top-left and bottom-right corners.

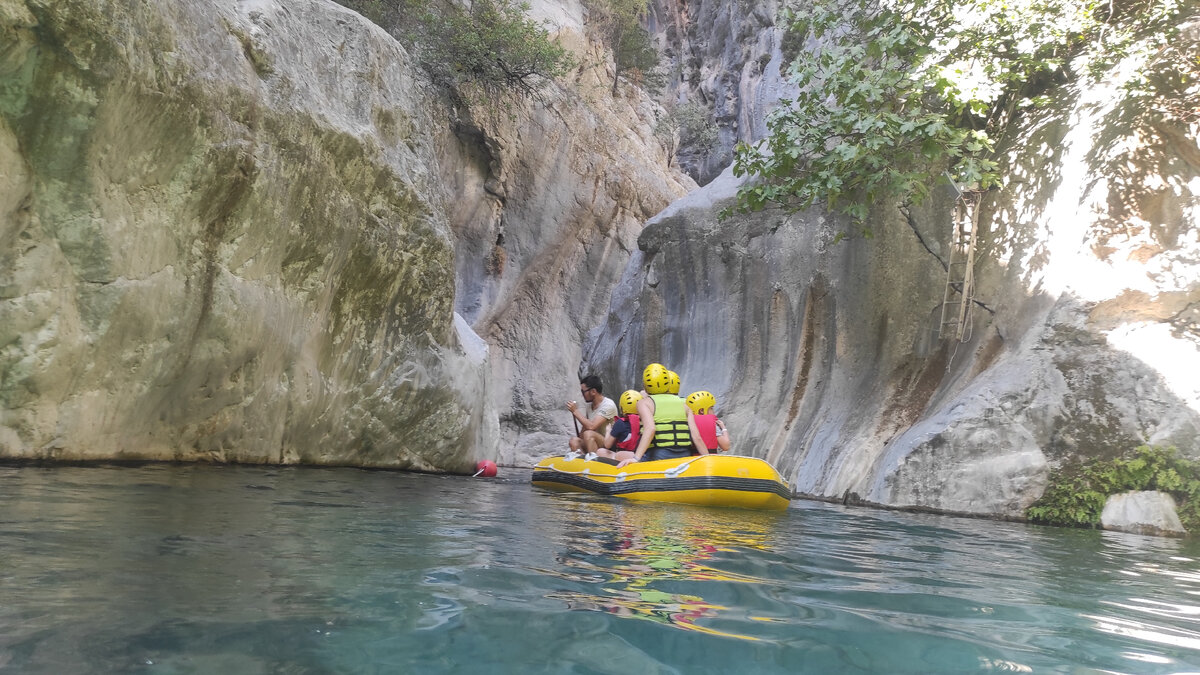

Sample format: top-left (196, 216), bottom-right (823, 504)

top-left (475, 460), bottom-right (498, 477)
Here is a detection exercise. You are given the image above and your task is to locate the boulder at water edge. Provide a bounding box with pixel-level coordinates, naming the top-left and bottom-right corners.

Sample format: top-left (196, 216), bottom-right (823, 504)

top-left (1101, 491), bottom-right (1186, 537)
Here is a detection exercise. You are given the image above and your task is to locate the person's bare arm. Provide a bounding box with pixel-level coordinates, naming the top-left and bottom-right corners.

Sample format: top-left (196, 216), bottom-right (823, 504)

top-left (716, 418), bottom-right (731, 452)
top-left (602, 428), bottom-right (617, 449)
top-left (578, 412), bottom-right (607, 432)
top-left (617, 398), bottom-right (655, 468)
top-left (566, 401), bottom-right (607, 432)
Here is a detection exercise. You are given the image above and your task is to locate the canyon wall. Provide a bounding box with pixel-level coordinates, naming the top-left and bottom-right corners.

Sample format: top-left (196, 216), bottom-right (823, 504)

top-left (584, 5), bottom-right (1200, 516)
top-left (4, 0), bottom-right (1196, 523)
top-left (0, 0), bottom-right (691, 468)
top-left (0, 0), bottom-right (498, 468)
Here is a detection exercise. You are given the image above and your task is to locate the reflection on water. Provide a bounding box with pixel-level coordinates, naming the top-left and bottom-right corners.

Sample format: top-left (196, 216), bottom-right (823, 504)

top-left (3, 464), bottom-right (1200, 673)
top-left (547, 501), bottom-right (778, 640)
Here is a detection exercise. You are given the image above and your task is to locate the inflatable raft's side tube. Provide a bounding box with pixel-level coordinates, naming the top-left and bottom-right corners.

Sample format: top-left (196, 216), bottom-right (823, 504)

top-left (531, 455), bottom-right (791, 511)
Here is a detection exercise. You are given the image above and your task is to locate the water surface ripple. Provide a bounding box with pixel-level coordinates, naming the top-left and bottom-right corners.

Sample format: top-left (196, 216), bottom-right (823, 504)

top-left (2, 464), bottom-right (1200, 673)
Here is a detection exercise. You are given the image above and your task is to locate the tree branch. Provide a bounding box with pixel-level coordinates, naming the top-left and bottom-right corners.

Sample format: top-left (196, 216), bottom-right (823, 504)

top-left (899, 204), bottom-right (997, 316)
top-left (898, 203), bottom-right (947, 271)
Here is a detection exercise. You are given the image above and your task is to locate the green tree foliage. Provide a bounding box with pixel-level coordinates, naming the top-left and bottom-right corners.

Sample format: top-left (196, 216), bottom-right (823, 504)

top-left (335, 0), bottom-right (573, 100)
top-left (613, 26), bottom-right (663, 94)
top-left (1027, 446), bottom-right (1200, 532)
top-left (339, 0), bottom-right (386, 23)
top-left (585, 0), bottom-right (661, 95)
top-left (417, 0), bottom-right (574, 98)
top-left (654, 102), bottom-right (718, 165)
top-left (731, 0), bottom-right (1191, 221)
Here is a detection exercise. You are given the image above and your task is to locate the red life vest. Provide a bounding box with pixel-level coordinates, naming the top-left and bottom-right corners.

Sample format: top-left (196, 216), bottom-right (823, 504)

top-left (616, 414), bottom-right (641, 452)
top-left (693, 414), bottom-right (718, 452)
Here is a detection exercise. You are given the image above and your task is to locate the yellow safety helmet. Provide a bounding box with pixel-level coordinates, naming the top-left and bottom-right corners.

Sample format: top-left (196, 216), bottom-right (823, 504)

top-left (685, 390), bottom-right (716, 415)
top-left (643, 363), bottom-right (671, 394)
top-left (667, 371), bottom-right (681, 395)
top-left (619, 390), bottom-right (643, 415)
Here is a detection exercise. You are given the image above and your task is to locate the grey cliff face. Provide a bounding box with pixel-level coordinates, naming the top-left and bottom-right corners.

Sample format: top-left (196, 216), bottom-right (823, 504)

top-left (436, 4), bottom-right (696, 466)
top-left (0, 0), bottom-right (693, 470)
top-left (0, 0), bottom-right (494, 469)
top-left (649, 0), bottom-right (788, 185)
top-left (586, 21), bottom-right (1200, 516)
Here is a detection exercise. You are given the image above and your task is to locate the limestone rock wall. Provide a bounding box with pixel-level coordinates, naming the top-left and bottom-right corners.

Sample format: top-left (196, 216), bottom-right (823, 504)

top-left (586, 28), bottom-right (1200, 516)
top-left (649, 0), bottom-right (788, 184)
top-left (434, 4), bottom-right (695, 465)
top-left (0, 0), bottom-right (496, 469)
top-left (0, 0), bottom-right (693, 470)
top-left (6, 0), bottom-right (1194, 517)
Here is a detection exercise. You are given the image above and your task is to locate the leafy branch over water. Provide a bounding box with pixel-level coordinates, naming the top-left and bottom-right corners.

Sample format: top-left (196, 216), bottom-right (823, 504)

top-left (731, 0), bottom-right (1192, 222)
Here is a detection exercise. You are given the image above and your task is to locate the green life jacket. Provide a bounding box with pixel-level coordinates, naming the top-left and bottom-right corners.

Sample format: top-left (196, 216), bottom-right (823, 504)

top-left (649, 394), bottom-right (691, 450)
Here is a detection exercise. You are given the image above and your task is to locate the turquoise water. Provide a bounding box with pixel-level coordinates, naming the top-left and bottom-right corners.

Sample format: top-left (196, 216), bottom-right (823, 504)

top-left (2, 465), bottom-right (1200, 673)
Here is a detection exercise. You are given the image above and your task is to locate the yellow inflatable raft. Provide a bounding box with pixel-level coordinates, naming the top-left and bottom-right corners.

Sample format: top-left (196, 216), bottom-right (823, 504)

top-left (531, 454), bottom-right (791, 511)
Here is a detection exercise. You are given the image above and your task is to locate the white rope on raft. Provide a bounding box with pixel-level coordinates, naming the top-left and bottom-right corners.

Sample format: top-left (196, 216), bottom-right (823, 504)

top-left (548, 453), bottom-right (702, 481)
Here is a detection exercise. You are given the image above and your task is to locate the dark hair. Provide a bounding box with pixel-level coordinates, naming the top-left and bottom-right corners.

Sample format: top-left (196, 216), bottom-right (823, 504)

top-left (580, 374), bottom-right (603, 394)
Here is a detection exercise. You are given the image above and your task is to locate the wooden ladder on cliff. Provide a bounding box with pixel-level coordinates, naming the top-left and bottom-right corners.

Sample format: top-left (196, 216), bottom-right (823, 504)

top-left (938, 186), bottom-right (981, 343)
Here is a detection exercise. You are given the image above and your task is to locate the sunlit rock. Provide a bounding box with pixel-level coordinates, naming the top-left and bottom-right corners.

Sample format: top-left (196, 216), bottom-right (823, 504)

top-left (1101, 491), bottom-right (1186, 537)
top-left (0, 0), bottom-right (494, 469)
top-left (4, 0), bottom-right (1195, 512)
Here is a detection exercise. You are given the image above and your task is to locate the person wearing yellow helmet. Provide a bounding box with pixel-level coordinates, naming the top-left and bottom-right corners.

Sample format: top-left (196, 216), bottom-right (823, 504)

top-left (685, 390), bottom-right (731, 454)
top-left (618, 388), bottom-right (643, 415)
top-left (616, 365), bottom-right (708, 467)
top-left (601, 390), bottom-right (643, 461)
top-left (666, 371), bottom-right (680, 395)
top-left (642, 363), bottom-right (671, 394)
top-left (568, 374), bottom-right (617, 455)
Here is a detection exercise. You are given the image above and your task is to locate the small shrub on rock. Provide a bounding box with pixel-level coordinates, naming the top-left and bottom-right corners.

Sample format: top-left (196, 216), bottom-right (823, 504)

top-left (1027, 445), bottom-right (1200, 532)
top-left (654, 102), bottom-right (718, 164)
top-left (334, 0), bottom-right (573, 100)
